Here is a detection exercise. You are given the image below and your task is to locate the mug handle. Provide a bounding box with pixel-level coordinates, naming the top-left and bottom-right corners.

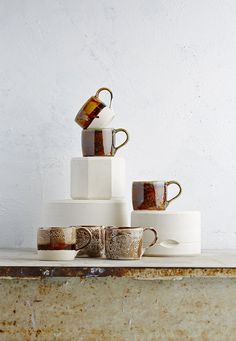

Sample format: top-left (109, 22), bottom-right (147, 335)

top-left (95, 87), bottom-right (113, 108)
top-left (166, 181), bottom-right (182, 206)
top-left (113, 128), bottom-right (129, 154)
top-left (143, 228), bottom-right (158, 254)
top-left (75, 227), bottom-right (92, 250)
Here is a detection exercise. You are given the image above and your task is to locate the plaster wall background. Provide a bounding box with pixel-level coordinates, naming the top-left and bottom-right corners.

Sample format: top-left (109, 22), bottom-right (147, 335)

top-left (0, 0), bottom-right (236, 248)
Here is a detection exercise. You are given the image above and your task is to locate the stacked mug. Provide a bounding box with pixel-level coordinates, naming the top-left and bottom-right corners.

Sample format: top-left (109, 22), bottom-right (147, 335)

top-left (75, 87), bottom-right (129, 158)
top-left (38, 88), bottom-right (160, 260)
top-left (131, 181), bottom-right (201, 256)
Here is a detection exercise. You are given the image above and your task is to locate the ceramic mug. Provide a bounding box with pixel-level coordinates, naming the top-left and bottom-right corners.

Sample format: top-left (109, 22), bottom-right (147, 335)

top-left (132, 180), bottom-right (182, 210)
top-left (75, 225), bottom-right (105, 258)
top-left (82, 128), bottom-right (129, 157)
top-left (75, 87), bottom-right (115, 129)
top-left (37, 226), bottom-right (92, 261)
top-left (105, 226), bottom-right (158, 260)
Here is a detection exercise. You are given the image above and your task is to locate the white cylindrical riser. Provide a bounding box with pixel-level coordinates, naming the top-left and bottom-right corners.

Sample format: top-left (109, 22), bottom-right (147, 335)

top-left (43, 199), bottom-right (129, 227)
top-left (131, 211), bottom-right (201, 256)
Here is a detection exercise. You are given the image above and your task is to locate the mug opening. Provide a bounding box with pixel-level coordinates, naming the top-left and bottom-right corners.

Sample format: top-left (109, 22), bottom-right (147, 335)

top-left (74, 225), bottom-right (104, 228)
top-left (39, 226), bottom-right (70, 230)
top-left (84, 128), bottom-right (115, 131)
top-left (106, 226), bottom-right (143, 230)
top-left (133, 180), bottom-right (165, 183)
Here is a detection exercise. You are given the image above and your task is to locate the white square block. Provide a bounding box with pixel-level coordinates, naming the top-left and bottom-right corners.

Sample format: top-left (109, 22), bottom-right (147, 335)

top-left (71, 157), bottom-right (125, 200)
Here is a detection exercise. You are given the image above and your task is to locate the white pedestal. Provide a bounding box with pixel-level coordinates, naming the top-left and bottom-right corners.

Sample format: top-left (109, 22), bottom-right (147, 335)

top-left (43, 199), bottom-right (129, 227)
top-left (71, 157), bottom-right (125, 200)
top-left (131, 211), bottom-right (201, 256)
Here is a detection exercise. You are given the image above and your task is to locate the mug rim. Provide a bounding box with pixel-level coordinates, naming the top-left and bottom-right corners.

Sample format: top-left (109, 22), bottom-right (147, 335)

top-left (133, 180), bottom-right (166, 183)
top-left (83, 128), bottom-right (116, 131)
top-left (105, 226), bottom-right (144, 231)
top-left (38, 226), bottom-right (74, 231)
top-left (72, 225), bottom-right (105, 228)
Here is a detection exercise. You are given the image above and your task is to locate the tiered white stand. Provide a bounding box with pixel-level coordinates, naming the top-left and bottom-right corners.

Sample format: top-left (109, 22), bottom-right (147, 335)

top-left (42, 157), bottom-right (128, 227)
top-left (131, 211), bottom-right (201, 256)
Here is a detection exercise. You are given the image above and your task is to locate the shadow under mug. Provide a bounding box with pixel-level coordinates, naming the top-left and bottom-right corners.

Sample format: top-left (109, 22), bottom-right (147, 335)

top-left (75, 87), bottom-right (115, 129)
top-left (37, 226), bottom-right (92, 261)
top-left (132, 180), bottom-right (182, 210)
top-left (82, 128), bottom-right (129, 157)
top-left (105, 226), bottom-right (158, 260)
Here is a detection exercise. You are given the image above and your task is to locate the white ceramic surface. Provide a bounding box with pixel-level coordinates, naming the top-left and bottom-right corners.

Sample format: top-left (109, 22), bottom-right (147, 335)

top-left (38, 250), bottom-right (77, 261)
top-left (71, 157), bottom-right (125, 199)
top-left (131, 211), bottom-right (201, 256)
top-left (43, 199), bottom-right (129, 227)
top-left (88, 107), bottom-right (115, 129)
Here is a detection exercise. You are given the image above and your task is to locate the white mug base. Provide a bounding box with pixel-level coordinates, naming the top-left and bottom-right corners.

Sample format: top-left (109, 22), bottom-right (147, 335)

top-left (38, 250), bottom-right (77, 261)
top-left (88, 107), bottom-right (115, 129)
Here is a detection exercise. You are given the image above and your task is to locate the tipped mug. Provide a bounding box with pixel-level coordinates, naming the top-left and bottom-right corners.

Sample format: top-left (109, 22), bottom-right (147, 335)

top-left (132, 180), bottom-right (182, 210)
top-left (82, 128), bottom-right (129, 157)
top-left (75, 87), bottom-right (115, 129)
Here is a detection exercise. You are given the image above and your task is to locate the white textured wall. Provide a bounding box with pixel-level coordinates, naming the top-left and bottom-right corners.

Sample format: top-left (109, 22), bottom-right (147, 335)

top-left (0, 0), bottom-right (236, 248)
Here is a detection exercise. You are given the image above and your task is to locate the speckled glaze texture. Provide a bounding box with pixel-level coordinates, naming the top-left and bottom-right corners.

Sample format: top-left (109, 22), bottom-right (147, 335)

top-left (82, 128), bottom-right (129, 157)
top-left (76, 225), bottom-right (105, 258)
top-left (132, 181), bottom-right (182, 210)
top-left (37, 227), bottom-right (76, 250)
top-left (105, 227), bottom-right (158, 260)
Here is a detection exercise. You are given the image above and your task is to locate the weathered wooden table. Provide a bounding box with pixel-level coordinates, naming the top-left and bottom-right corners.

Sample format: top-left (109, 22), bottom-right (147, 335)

top-left (0, 249), bottom-right (236, 341)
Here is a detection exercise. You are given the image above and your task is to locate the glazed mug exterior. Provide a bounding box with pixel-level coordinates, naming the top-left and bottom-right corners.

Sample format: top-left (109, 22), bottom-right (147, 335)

top-left (75, 225), bottom-right (105, 258)
top-left (37, 226), bottom-right (92, 261)
top-left (82, 128), bottom-right (129, 157)
top-left (75, 87), bottom-right (115, 129)
top-left (132, 181), bottom-right (182, 210)
top-left (105, 226), bottom-right (158, 260)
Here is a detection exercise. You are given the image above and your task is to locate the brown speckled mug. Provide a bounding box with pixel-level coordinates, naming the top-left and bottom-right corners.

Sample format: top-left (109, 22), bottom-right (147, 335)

top-left (82, 128), bottom-right (129, 156)
top-left (75, 225), bottom-right (105, 258)
top-left (75, 87), bottom-right (115, 129)
top-left (105, 227), bottom-right (158, 260)
top-left (132, 181), bottom-right (182, 210)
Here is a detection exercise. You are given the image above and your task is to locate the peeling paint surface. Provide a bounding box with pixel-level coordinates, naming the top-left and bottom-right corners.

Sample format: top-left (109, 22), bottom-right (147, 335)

top-left (1, 266), bottom-right (236, 280)
top-left (0, 277), bottom-right (236, 340)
